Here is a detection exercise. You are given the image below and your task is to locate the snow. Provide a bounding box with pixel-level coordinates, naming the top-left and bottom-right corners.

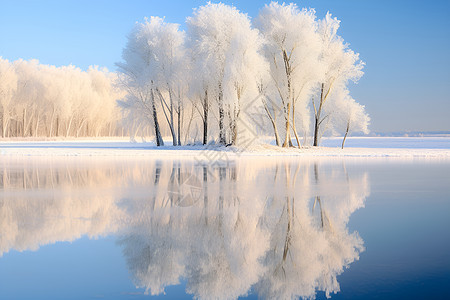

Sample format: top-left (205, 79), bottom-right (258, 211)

top-left (0, 137), bottom-right (449, 158)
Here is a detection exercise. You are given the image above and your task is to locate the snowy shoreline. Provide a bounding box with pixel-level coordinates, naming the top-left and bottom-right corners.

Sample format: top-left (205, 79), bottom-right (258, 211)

top-left (1, 137), bottom-right (450, 158)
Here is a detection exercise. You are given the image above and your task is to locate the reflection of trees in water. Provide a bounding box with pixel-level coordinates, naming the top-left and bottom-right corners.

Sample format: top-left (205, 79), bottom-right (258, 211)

top-left (0, 158), bottom-right (369, 299)
top-left (0, 158), bottom-right (155, 190)
top-left (120, 162), bottom-right (268, 299)
top-left (120, 159), bottom-right (369, 299)
top-left (255, 162), bottom-right (367, 299)
top-left (0, 158), bottom-right (167, 257)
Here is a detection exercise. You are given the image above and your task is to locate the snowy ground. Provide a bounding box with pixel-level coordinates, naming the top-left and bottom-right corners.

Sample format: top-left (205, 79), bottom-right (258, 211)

top-left (0, 136), bottom-right (449, 158)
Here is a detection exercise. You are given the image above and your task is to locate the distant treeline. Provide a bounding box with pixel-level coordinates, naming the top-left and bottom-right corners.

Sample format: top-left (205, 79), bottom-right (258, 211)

top-left (0, 59), bottom-right (124, 138)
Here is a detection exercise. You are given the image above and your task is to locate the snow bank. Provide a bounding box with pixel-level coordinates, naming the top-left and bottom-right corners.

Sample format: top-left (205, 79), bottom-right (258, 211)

top-left (0, 137), bottom-right (449, 158)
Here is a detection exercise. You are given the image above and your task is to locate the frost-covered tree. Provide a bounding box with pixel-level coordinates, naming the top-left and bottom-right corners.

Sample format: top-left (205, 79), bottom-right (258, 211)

top-left (187, 71), bottom-right (210, 145)
top-left (187, 3), bottom-right (266, 145)
top-left (0, 58), bottom-right (17, 137)
top-left (256, 2), bottom-right (322, 147)
top-left (117, 18), bottom-right (165, 146)
top-left (342, 99), bottom-right (369, 149)
top-left (187, 3), bottom-right (230, 144)
top-left (117, 17), bottom-right (188, 146)
top-left (85, 66), bottom-right (123, 137)
top-left (312, 13), bottom-right (364, 146)
top-left (330, 89), bottom-right (370, 148)
top-left (222, 16), bottom-right (267, 146)
top-left (12, 59), bottom-right (51, 137)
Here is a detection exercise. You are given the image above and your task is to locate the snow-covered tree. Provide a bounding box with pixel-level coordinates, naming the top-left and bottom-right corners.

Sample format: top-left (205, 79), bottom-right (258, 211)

top-left (87, 66), bottom-right (124, 137)
top-left (222, 15), bottom-right (267, 146)
top-left (117, 17), bottom-right (188, 146)
top-left (187, 3), bottom-right (229, 144)
top-left (117, 18), bottom-right (165, 146)
top-left (0, 58), bottom-right (18, 137)
top-left (187, 70), bottom-right (211, 145)
top-left (187, 3), bottom-right (266, 146)
top-left (12, 59), bottom-right (48, 137)
top-left (256, 2), bottom-right (322, 147)
top-left (312, 13), bottom-right (364, 146)
top-left (330, 89), bottom-right (370, 148)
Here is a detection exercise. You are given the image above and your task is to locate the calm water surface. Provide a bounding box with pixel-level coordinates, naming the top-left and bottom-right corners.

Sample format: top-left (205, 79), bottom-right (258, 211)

top-left (0, 157), bottom-right (449, 299)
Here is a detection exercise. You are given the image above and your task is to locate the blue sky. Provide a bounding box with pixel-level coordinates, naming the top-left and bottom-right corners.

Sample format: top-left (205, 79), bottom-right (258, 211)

top-left (1, 0), bottom-right (449, 133)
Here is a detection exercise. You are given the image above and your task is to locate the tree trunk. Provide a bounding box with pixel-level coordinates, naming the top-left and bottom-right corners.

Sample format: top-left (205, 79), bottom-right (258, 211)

top-left (262, 99), bottom-right (280, 146)
top-left (66, 116), bottom-right (74, 137)
top-left (231, 106), bottom-right (239, 145)
top-left (151, 90), bottom-right (164, 146)
top-left (282, 50), bottom-right (293, 148)
top-left (34, 115), bottom-right (40, 137)
top-left (342, 119), bottom-right (350, 149)
top-left (313, 83), bottom-right (325, 147)
top-left (232, 121), bottom-right (237, 145)
top-left (168, 123), bottom-right (177, 145)
top-left (108, 122), bottom-right (113, 137)
top-left (25, 110), bottom-right (35, 137)
top-left (177, 112), bottom-right (181, 146)
top-left (282, 102), bottom-right (291, 147)
top-left (169, 94), bottom-right (177, 146)
top-left (56, 117), bottom-right (60, 137)
top-left (291, 100), bottom-right (301, 148)
top-left (22, 109), bottom-right (26, 137)
top-left (1, 110), bottom-right (7, 138)
top-left (76, 119), bottom-right (85, 138)
top-left (313, 116), bottom-right (320, 146)
top-left (177, 110), bottom-right (181, 146)
top-left (218, 84), bottom-right (226, 145)
top-left (273, 124), bottom-right (281, 146)
top-left (203, 90), bottom-right (208, 145)
top-left (157, 88), bottom-right (177, 146)
top-left (49, 109), bottom-right (55, 137)
top-left (228, 114), bottom-right (234, 145)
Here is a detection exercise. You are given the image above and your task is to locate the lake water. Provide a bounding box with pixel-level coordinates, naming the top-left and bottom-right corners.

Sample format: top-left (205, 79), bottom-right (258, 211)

top-left (0, 157), bottom-right (449, 299)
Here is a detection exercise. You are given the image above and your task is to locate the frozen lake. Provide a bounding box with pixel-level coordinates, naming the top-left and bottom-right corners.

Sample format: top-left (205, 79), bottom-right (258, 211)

top-left (0, 156), bottom-right (449, 299)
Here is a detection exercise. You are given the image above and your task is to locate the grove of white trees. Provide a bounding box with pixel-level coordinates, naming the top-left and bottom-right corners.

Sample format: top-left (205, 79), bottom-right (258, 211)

top-left (0, 2), bottom-right (370, 147)
top-left (0, 58), bottom-right (124, 138)
top-left (117, 2), bottom-right (370, 147)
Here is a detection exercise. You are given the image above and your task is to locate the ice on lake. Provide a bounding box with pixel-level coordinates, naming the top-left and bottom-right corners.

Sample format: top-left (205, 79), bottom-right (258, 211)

top-left (0, 156), bottom-right (449, 299)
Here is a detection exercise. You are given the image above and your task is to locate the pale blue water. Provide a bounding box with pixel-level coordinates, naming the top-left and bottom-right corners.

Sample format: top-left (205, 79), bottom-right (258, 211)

top-left (321, 137), bottom-right (450, 149)
top-left (0, 157), bottom-right (449, 299)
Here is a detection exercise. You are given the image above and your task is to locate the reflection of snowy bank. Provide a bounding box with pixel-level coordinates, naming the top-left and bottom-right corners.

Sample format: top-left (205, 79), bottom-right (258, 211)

top-left (0, 158), bottom-right (368, 299)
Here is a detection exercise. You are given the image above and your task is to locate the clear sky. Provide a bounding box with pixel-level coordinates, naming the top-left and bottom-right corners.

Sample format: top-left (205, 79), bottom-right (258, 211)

top-left (1, 0), bottom-right (449, 133)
